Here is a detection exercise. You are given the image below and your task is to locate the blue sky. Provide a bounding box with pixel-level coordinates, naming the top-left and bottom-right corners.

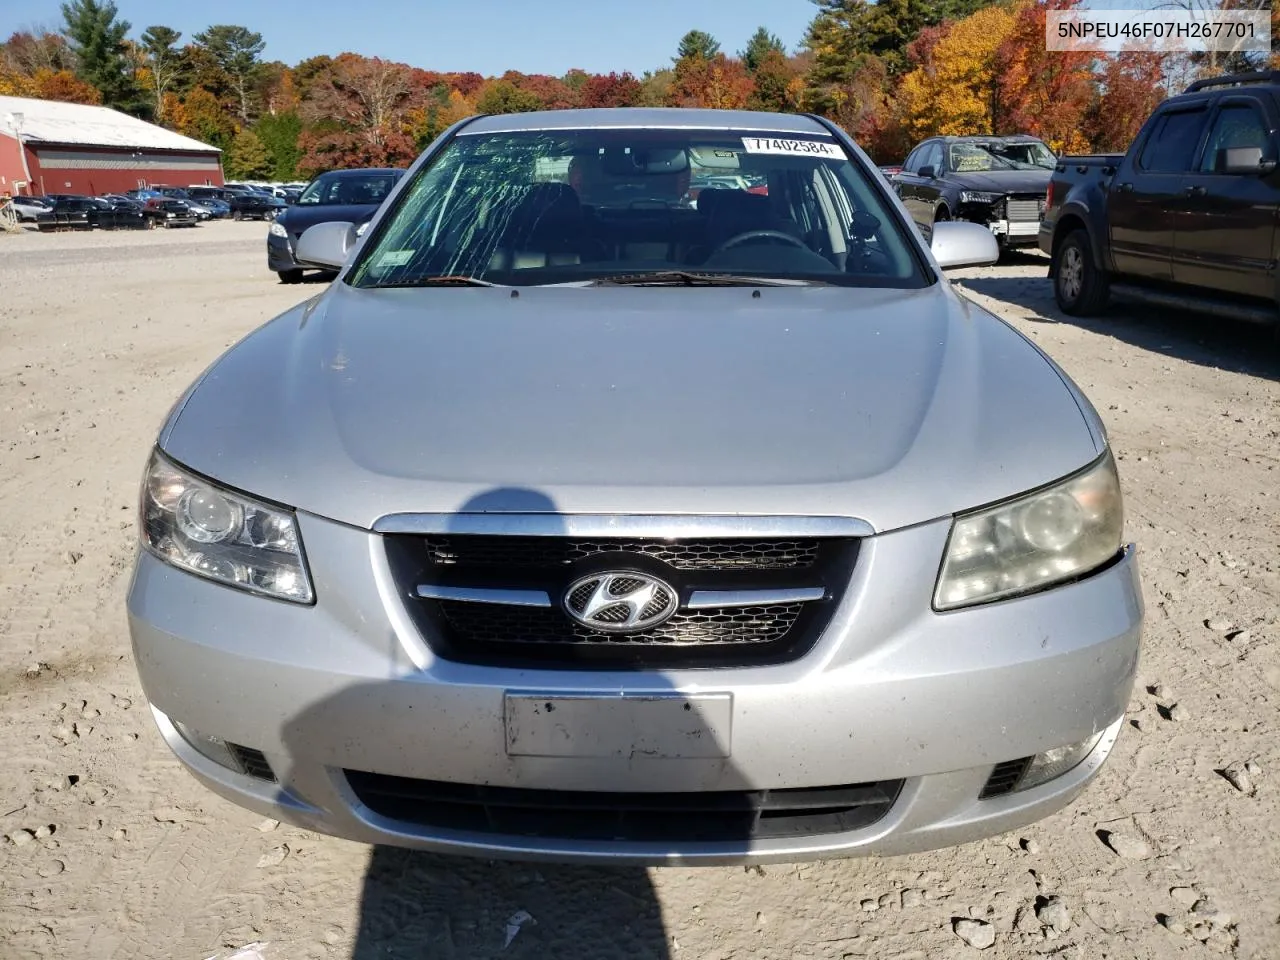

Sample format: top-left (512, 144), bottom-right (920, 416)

top-left (2, 0), bottom-right (819, 75)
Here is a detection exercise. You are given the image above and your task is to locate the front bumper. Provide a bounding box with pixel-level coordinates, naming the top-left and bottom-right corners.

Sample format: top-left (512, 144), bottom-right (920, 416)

top-left (984, 218), bottom-right (1041, 248)
top-left (267, 232), bottom-right (301, 271)
top-left (127, 513), bottom-right (1143, 865)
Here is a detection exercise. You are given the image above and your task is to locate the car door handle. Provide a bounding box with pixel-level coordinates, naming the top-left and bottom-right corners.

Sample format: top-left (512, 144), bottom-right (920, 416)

top-left (1183, 185), bottom-right (1207, 197)
top-left (1116, 182), bottom-right (1134, 193)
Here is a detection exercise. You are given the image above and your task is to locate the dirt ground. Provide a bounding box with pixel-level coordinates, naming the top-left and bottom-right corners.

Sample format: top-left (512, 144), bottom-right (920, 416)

top-left (1, 223), bottom-right (1277, 960)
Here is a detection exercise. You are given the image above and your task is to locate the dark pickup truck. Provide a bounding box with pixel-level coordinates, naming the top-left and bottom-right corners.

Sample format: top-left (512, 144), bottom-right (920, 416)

top-left (1040, 71), bottom-right (1280, 335)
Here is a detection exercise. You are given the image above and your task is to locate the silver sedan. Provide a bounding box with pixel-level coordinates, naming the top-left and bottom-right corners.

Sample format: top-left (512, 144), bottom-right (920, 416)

top-left (127, 108), bottom-right (1142, 865)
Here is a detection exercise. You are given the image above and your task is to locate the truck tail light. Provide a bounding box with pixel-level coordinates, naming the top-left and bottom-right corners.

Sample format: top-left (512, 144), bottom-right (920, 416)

top-left (1045, 183), bottom-right (1054, 210)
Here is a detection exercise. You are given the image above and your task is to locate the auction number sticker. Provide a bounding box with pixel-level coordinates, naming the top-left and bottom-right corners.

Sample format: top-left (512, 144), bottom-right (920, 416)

top-left (376, 249), bottom-right (415, 268)
top-left (741, 137), bottom-right (843, 158)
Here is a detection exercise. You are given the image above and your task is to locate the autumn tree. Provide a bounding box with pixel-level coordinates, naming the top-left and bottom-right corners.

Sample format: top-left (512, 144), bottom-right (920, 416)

top-left (475, 78), bottom-right (542, 114)
top-left (291, 54), bottom-right (334, 102)
top-left (996, 0), bottom-right (1096, 153)
top-left (3, 30), bottom-right (76, 75)
top-left (32, 67), bottom-right (102, 103)
top-left (669, 54), bottom-right (755, 109)
top-left (299, 54), bottom-right (420, 171)
top-left (580, 71), bottom-right (643, 107)
top-left (1086, 52), bottom-right (1166, 151)
top-left (741, 27), bottom-right (786, 72)
top-left (518, 74), bottom-right (578, 109)
top-left (893, 3), bottom-right (1021, 141)
top-left (225, 128), bottom-right (272, 178)
top-left (61, 0), bottom-right (141, 112)
top-left (139, 25), bottom-right (181, 121)
top-left (0, 67), bottom-right (35, 96)
top-left (676, 30), bottom-right (721, 61)
top-left (748, 50), bottom-right (801, 112)
top-left (178, 86), bottom-right (236, 150)
top-left (639, 68), bottom-right (675, 106)
top-left (194, 24), bottom-right (265, 123)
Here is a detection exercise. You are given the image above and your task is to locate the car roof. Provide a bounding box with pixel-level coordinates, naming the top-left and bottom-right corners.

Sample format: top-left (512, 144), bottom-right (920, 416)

top-left (941, 134), bottom-right (1046, 144)
top-left (316, 168), bottom-right (404, 178)
top-left (462, 107), bottom-right (831, 135)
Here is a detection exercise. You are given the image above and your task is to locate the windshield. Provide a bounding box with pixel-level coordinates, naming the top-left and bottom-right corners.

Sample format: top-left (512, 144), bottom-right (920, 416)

top-left (349, 128), bottom-right (924, 288)
top-left (298, 174), bottom-right (398, 206)
top-left (950, 141), bottom-right (1055, 172)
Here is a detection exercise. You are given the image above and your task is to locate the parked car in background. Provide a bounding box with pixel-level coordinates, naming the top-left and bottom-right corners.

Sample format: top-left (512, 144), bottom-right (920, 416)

top-left (11, 195), bottom-right (51, 222)
top-left (184, 187), bottom-right (234, 217)
top-left (1042, 71), bottom-right (1280, 335)
top-left (892, 135), bottom-right (1054, 253)
top-left (132, 108), bottom-right (1142, 866)
top-left (268, 167), bottom-right (404, 282)
top-left (142, 198), bottom-right (198, 228)
top-left (227, 191), bottom-right (281, 221)
top-left (36, 195), bottom-right (147, 230)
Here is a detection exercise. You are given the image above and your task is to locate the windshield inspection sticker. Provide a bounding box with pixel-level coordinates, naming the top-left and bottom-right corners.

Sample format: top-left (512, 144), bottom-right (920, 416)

top-left (375, 249), bottom-right (415, 268)
top-left (741, 137), bottom-right (843, 158)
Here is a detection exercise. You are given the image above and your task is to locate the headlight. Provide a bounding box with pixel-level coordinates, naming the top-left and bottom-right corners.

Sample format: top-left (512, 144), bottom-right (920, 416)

top-left (959, 190), bottom-right (1002, 204)
top-left (934, 451), bottom-right (1123, 610)
top-left (140, 449), bottom-right (314, 603)
top-left (269, 221), bottom-right (288, 238)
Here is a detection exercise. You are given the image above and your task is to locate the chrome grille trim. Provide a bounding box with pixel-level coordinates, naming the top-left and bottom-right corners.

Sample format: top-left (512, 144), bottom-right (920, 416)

top-left (374, 512), bottom-right (875, 538)
top-left (686, 587), bottom-right (826, 609)
top-left (416, 585), bottom-right (552, 607)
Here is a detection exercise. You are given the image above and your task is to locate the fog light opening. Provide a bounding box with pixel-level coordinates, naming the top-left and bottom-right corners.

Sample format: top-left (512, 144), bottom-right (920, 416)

top-left (172, 721), bottom-right (277, 782)
top-left (172, 719), bottom-right (240, 771)
top-left (1017, 730), bottom-right (1105, 793)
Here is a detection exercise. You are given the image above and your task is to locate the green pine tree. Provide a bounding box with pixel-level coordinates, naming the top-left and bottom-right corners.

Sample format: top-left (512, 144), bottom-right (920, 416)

top-left (60, 0), bottom-right (145, 113)
top-left (741, 27), bottom-right (786, 72)
top-left (254, 111), bottom-right (302, 180)
top-left (675, 30), bottom-right (721, 62)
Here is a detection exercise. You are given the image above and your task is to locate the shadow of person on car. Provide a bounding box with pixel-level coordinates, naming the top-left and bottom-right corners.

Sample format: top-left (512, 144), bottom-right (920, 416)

top-left (274, 485), bottom-right (789, 958)
top-left (957, 267), bottom-right (1280, 383)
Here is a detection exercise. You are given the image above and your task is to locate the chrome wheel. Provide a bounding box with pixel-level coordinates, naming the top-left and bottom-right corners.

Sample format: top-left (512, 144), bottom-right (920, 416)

top-left (1059, 245), bottom-right (1084, 303)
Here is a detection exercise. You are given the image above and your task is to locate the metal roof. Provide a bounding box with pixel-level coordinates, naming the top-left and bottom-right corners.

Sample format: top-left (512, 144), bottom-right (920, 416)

top-left (0, 95), bottom-right (220, 153)
top-left (463, 107), bottom-right (831, 135)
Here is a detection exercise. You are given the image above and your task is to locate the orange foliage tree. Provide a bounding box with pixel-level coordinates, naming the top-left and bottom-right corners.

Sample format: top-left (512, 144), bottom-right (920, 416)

top-left (32, 68), bottom-right (103, 104)
top-left (668, 54), bottom-right (755, 109)
top-left (893, 3), bottom-right (1021, 141)
top-left (995, 0), bottom-right (1096, 153)
top-left (1086, 52), bottom-right (1166, 152)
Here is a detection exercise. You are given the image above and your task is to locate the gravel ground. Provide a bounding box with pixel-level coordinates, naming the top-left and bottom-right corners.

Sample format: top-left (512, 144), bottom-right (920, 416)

top-left (1, 225), bottom-right (1277, 960)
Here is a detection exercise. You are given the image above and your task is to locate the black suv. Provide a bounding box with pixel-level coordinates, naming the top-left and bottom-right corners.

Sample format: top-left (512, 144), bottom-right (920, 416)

top-left (1042, 70), bottom-right (1280, 334)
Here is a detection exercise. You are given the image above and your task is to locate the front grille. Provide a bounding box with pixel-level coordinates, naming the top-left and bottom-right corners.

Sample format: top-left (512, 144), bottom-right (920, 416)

top-left (387, 533), bottom-right (860, 669)
top-left (980, 757), bottom-right (1032, 798)
top-left (228, 744), bottom-right (276, 782)
top-left (424, 535), bottom-right (819, 570)
top-left (439, 600), bottom-right (803, 646)
top-left (1006, 198), bottom-right (1041, 222)
top-left (346, 771), bottom-right (902, 842)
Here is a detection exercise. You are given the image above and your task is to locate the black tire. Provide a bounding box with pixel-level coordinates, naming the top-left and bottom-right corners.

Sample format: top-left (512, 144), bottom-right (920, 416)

top-left (277, 270), bottom-right (304, 284)
top-left (233, 209), bottom-right (243, 221)
top-left (1053, 229), bottom-right (1110, 316)
top-left (932, 205), bottom-right (951, 225)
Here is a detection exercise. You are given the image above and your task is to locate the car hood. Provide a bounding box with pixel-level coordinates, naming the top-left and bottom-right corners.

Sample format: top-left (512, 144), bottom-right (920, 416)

top-left (947, 169), bottom-right (1052, 194)
top-left (160, 282), bottom-right (1101, 534)
top-left (279, 204), bottom-right (379, 240)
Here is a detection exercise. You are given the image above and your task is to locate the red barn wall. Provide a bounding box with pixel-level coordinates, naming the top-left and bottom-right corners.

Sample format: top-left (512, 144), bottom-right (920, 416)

top-left (0, 132), bottom-right (29, 195)
top-left (21, 143), bottom-right (224, 196)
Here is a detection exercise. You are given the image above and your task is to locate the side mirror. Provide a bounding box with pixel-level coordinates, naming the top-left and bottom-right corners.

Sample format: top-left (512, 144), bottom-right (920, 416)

top-left (917, 165), bottom-right (937, 180)
top-left (1219, 146), bottom-right (1276, 175)
top-left (931, 220), bottom-right (1000, 269)
top-left (295, 221), bottom-right (359, 269)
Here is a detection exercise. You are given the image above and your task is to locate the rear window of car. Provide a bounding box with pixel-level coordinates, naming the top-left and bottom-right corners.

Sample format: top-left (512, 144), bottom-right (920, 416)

top-left (349, 127), bottom-right (926, 289)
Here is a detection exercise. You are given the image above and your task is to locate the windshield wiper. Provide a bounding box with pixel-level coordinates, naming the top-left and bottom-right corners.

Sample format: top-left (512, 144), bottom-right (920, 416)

top-left (367, 275), bottom-right (502, 288)
top-left (590, 271), bottom-right (811, 287)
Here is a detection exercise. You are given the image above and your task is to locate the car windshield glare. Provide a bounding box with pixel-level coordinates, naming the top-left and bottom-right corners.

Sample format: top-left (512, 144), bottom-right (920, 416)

top-left (348, 128), bottom-right (925, 288)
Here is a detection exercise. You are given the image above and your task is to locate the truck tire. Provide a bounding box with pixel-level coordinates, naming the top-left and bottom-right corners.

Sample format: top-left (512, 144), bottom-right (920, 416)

top-left (1054, 230), bottom-right (1109, 316)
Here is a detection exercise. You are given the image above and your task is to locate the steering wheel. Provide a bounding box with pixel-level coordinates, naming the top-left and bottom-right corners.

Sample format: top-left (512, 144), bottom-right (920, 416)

top-left (711, 229), bottom-right (808, 257)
